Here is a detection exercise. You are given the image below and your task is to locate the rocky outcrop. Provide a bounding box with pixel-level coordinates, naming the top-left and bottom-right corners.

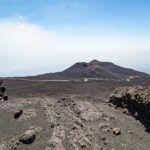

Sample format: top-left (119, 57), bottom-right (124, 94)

top-left (0, 80), bottom-right (8, 101)
top-left (109, 86), bottom-right (150, 131)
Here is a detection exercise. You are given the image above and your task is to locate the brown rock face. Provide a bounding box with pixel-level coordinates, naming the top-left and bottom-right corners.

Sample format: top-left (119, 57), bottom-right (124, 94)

top-left (109, 86), bottom-right (150, 132)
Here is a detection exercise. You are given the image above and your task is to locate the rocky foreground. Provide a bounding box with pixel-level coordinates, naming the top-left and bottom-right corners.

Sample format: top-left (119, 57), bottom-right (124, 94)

top-left (0, 86), bottom-right (150, 150)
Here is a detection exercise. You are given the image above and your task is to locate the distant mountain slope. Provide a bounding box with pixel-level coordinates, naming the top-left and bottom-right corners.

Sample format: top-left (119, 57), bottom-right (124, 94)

top-left (29, 59), bottom-right (149, 80)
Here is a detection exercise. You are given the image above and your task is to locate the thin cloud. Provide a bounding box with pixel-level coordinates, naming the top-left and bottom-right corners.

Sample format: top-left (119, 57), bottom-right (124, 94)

top-left (0, 19), bottom-right (149, 76)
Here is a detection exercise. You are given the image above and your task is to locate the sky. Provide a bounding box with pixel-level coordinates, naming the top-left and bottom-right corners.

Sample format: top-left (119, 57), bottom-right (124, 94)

top-left (0, 0), bottom-right (150, 76)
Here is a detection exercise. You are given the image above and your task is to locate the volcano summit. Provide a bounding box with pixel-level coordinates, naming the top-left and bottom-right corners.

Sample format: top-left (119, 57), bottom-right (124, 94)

top-left (31, 60), bottom-right (149, 80)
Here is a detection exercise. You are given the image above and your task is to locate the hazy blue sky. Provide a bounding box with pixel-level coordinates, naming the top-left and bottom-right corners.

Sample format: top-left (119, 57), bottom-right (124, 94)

top-left (0, 0), bottom-right (150, 76)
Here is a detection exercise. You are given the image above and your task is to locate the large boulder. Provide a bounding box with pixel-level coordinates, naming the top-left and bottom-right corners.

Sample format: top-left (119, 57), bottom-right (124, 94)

top-left (19, 127), bottom-right (42, 144)
top-left (19, 130), bottom-right (36, 144)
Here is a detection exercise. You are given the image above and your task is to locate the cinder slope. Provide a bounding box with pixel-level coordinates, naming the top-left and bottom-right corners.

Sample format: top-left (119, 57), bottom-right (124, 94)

top-left (31, 60), bottom-right (149, 80)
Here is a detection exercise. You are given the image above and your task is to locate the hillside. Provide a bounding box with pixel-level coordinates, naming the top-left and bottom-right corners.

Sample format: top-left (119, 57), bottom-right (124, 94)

top-left (30, 60), bottom-right (149, 80)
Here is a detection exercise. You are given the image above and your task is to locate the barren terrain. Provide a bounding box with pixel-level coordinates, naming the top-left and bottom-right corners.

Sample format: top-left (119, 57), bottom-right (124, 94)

top-left (0, 78), bottom-right (150, 150)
